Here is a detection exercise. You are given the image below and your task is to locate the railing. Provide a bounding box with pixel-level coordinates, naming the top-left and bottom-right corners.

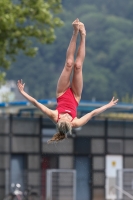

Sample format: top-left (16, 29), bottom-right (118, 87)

top-left (5, 169), bottom-right (76, 200)
top-left (110, 185), bottom-right (133, 200)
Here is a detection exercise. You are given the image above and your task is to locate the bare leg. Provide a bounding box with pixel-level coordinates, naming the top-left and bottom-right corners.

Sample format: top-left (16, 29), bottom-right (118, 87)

top-left (71, 22), bottom-right (86, 103)
top-left (56, 19), bottom-right (79, 98)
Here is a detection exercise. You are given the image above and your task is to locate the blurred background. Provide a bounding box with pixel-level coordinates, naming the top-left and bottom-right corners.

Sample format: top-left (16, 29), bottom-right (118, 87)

top-left (0, 0), bottom-right (133, 200)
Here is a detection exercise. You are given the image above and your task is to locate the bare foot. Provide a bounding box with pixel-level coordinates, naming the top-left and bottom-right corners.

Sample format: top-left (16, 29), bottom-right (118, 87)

top-left (72, 18), bottom-right (79, 33)
top-left (79, 22), bottom-right (86, 36)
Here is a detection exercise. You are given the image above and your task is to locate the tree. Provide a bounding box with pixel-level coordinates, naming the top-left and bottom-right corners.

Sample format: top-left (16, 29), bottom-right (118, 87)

top-left (0, 0), bottom-right (63, 76)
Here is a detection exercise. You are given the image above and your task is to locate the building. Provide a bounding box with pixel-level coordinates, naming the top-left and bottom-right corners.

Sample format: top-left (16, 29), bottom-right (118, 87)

top-left (0, 80), bottom-right (28, 103)
top-left (0, 100), bottom-right (133, 200)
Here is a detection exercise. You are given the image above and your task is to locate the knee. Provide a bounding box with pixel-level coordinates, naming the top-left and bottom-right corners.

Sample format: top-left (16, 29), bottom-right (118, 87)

top-left (74, 62), bottom-right (82, 72)
top-left (65, 59), bottom-right (74, 70)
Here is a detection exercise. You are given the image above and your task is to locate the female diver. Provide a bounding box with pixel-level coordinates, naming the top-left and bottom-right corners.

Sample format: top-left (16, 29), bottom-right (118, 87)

top-left (17, 19), bottom-right (118, 143)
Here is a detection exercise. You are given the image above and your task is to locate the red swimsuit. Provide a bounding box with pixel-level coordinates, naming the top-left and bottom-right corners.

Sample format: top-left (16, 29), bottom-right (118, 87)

top-left (56, 88), bottom-right (78, 122)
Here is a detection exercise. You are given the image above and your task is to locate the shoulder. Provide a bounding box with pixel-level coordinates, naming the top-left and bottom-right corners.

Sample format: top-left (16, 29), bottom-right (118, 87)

top-left (71, 117), bottom-right (79, 127)
top-left (50, 110), bottom-right (58, 123)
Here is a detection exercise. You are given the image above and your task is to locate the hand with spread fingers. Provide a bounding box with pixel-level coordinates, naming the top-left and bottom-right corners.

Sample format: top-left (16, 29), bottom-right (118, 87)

top-left (17, 79), bottom-right (25, 93)
top-left (108, 97), bottom-right (119, 107)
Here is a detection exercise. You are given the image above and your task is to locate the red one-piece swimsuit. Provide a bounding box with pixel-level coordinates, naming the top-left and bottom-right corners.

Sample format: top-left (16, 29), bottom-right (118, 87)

top-left (56, 88), bottom-right (78, 122)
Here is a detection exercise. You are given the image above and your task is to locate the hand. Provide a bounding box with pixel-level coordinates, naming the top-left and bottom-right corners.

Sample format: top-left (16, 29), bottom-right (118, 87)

top-left (17, 79), bottom-right (25, 93)
top-left (108, 97), bottom-right (118, 107)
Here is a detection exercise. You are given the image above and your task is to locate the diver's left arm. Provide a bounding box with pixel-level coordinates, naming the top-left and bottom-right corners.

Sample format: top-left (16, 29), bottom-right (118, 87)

top-left (73, 97), bottom-right (118, 127)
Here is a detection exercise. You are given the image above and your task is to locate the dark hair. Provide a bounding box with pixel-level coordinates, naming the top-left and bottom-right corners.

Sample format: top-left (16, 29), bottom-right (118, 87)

top-left (47, 121), bottom-right (72, 144)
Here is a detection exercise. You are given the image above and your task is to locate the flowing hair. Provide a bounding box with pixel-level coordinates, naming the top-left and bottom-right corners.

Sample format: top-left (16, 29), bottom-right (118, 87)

top-left (47, 121), bottom-right (72, 144)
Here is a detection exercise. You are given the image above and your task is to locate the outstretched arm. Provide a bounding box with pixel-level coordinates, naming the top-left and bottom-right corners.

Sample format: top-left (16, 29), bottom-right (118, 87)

top-left (74, 97), bottom-right (118, 127)
top-left (17, 80), bottom-right (53, 117)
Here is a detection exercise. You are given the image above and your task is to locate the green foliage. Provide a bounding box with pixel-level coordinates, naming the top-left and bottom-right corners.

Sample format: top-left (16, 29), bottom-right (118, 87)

top-left (5, 0), bottom-right (133, 102)
top-left (0, 0), bottom-right (63, 69)
top-left (122, 94), bottom-right (133, 103)
top-left (0, 72), bottom-right (6, 86)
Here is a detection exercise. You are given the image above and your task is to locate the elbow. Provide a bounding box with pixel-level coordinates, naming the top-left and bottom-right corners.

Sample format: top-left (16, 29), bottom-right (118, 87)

top-left (90, 111), bottom-right (96, 117)
top-left (32, 99), bottom-right (37, 106)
